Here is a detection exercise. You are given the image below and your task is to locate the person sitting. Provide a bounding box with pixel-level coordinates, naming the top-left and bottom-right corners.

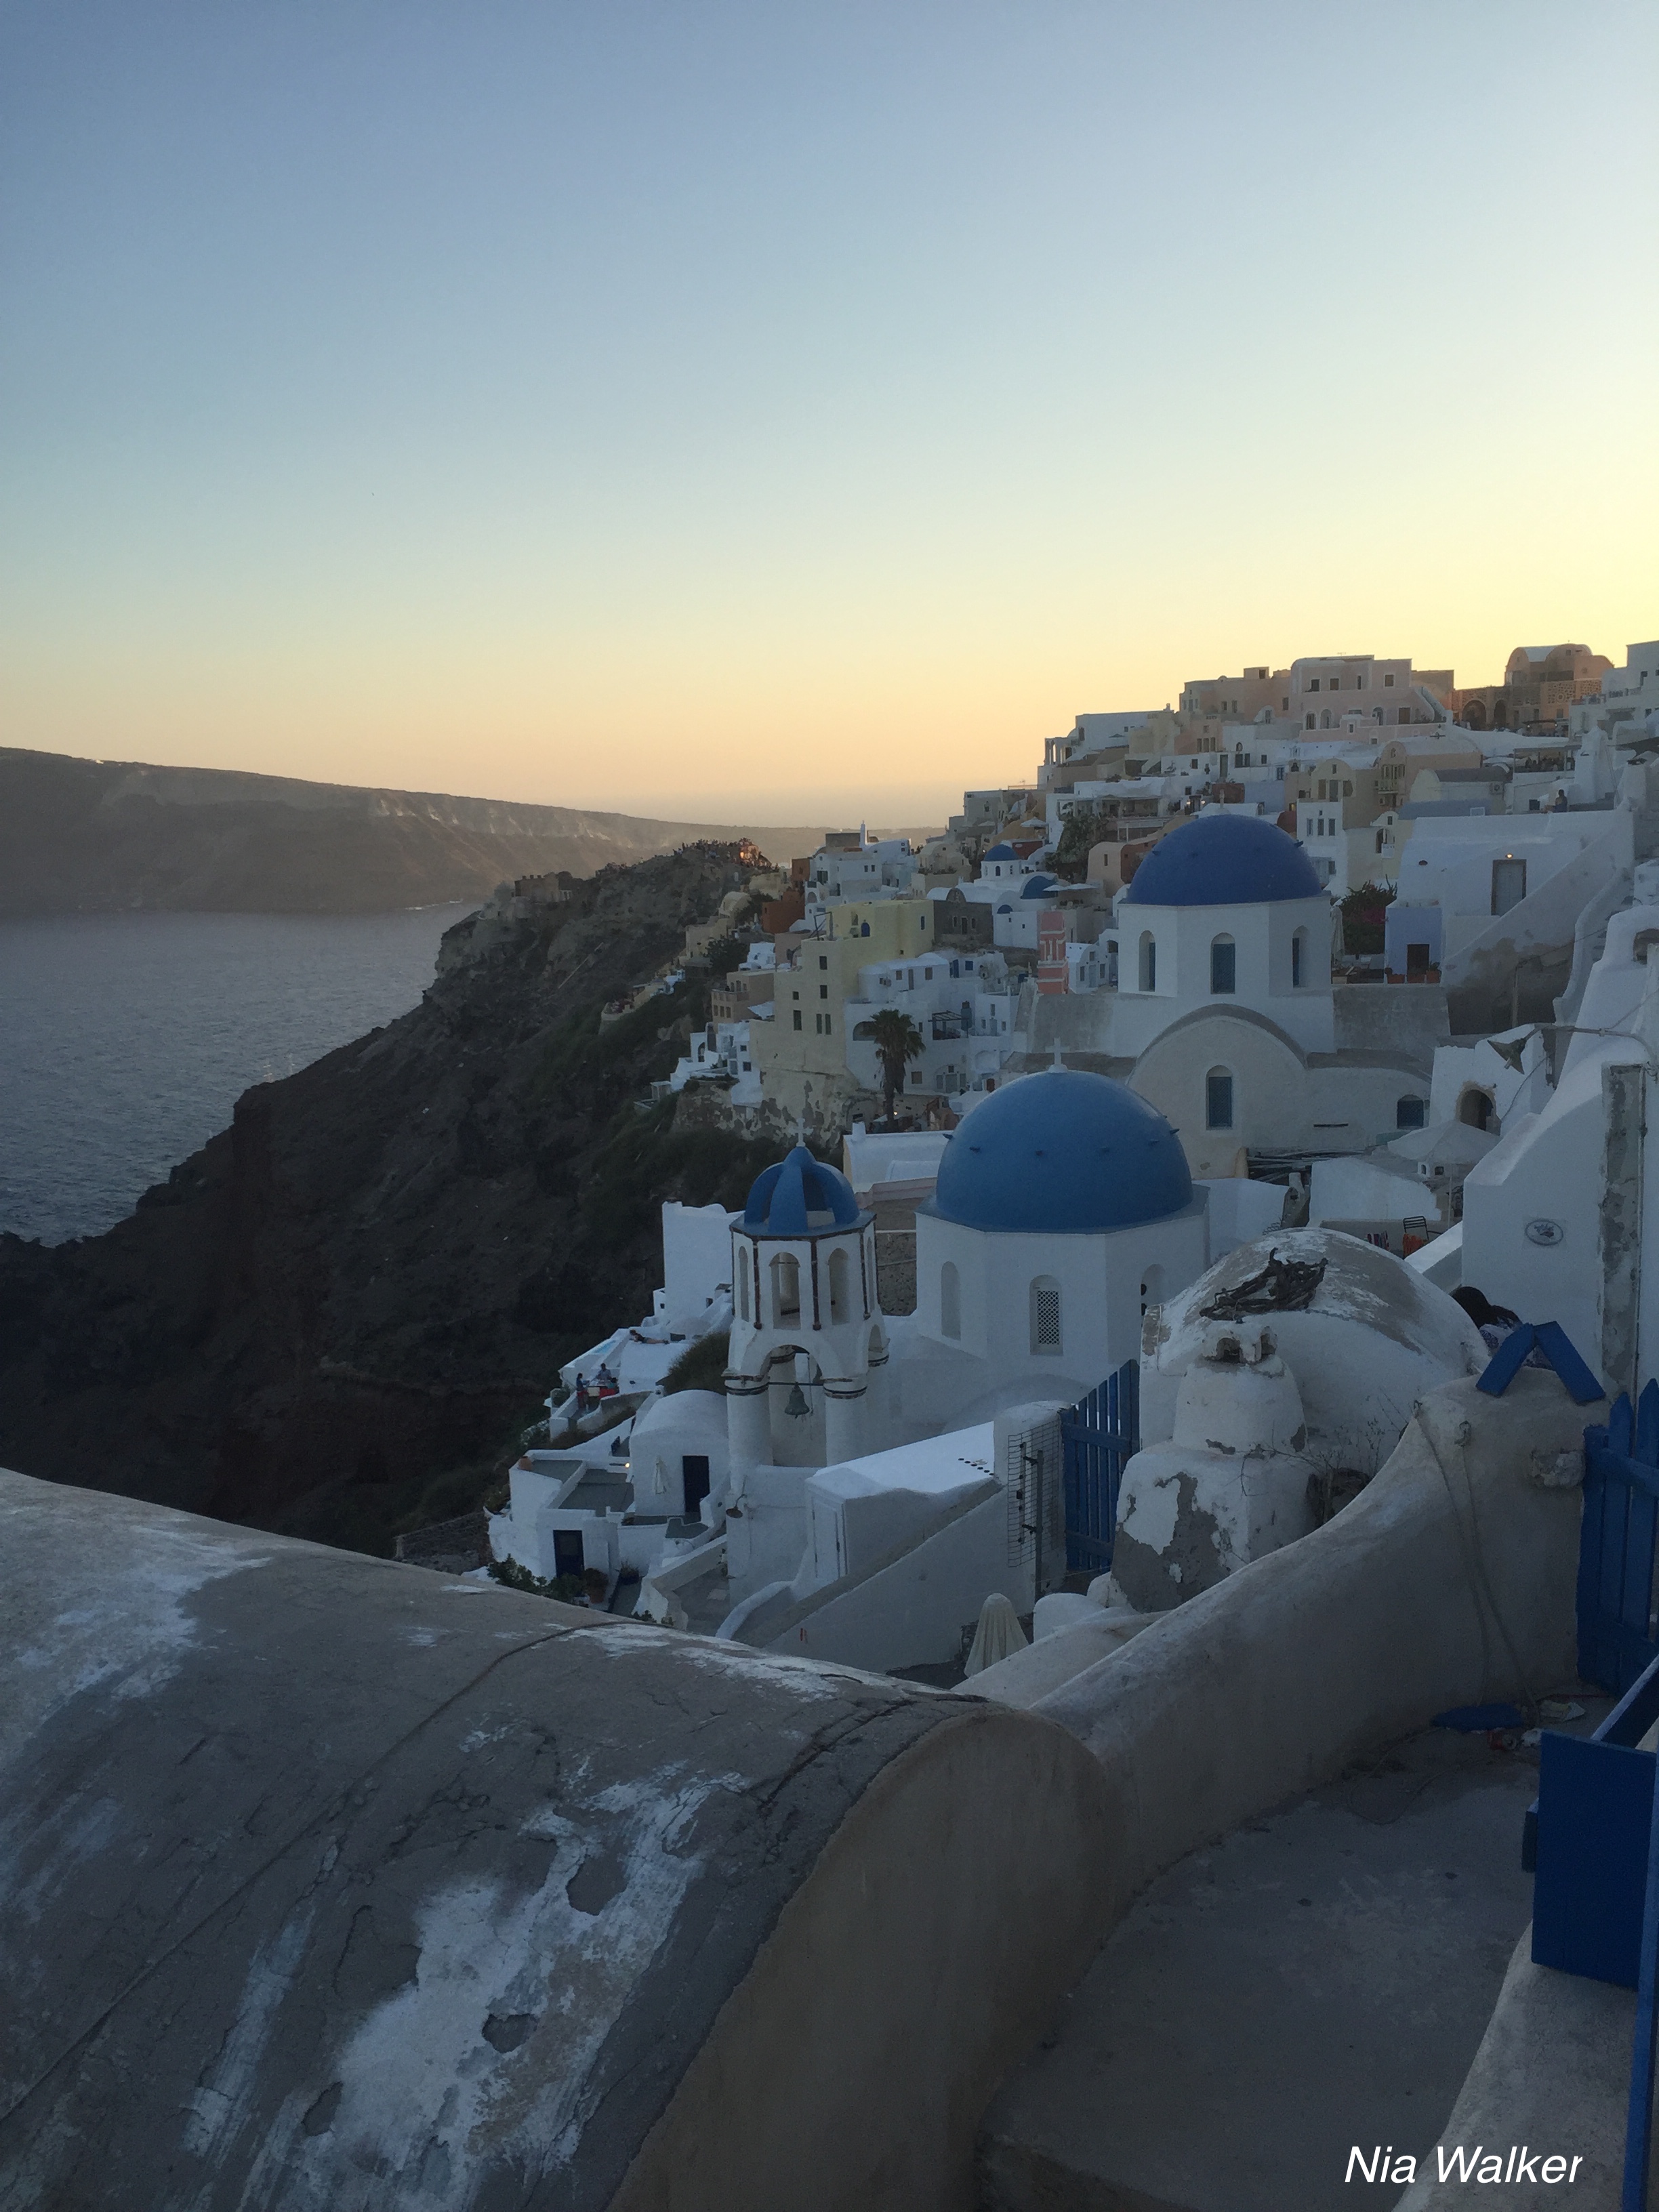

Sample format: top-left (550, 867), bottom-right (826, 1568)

top-left (1453, 1285), bottom-right (1526, 1355)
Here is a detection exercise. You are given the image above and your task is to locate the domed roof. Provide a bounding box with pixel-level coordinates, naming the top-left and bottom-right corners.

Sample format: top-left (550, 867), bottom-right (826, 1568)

top-left (1019, 873), bottom-right (1059, 900)
top-left (1125, 813), bottom-right (1323, 907)
top-left (741, 1144), bottom-right (862, 1235)
top-left (930, 1070), bottom-right (1192, 1235)
top-left (983, 842), bottom-right (1016, 861)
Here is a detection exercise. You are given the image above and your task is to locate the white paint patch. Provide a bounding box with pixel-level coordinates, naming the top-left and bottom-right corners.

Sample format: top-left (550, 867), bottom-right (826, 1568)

top-left (1119, 1464), bottom-right (1183, 1554)
top-left (264, 1771), bottom-right (745, 2210)
top-left (182, 1897), bottom-right (319, 2176)
top-left (586, 1624), bottom-right (857, 1700)
top-left (0, 1506), bottom-right (270, 1771)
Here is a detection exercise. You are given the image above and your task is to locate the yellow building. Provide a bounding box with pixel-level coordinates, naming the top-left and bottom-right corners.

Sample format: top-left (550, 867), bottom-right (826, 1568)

top-left (749, 899), bottom-right (937, 1124)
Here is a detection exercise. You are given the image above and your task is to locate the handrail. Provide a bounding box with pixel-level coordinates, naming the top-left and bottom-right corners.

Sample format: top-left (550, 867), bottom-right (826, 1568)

top-left (1625, 1763), bottom-right (1659, 2211)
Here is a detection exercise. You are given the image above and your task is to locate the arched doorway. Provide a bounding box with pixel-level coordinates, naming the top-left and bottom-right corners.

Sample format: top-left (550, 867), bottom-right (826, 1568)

top-left (1457, 1086), bottom-right (1495, 1132)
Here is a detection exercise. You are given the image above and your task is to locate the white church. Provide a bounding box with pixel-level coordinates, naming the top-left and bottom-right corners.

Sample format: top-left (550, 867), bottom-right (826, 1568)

top-left (1026, 810), bottom-right (1446, 1176)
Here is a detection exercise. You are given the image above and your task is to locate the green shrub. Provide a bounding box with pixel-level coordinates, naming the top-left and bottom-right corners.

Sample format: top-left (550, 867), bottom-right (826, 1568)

top-left (488, 1557), bottom-right (586, 1603)
top-left (661, 1329), bottom-right (731, 1395)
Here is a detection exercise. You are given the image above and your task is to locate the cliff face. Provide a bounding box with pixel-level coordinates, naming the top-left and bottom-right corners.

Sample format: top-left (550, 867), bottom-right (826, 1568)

top-left (0, 845), bottom-right (782, 1554)
top-left (0, 747), bottom-right (825, 915)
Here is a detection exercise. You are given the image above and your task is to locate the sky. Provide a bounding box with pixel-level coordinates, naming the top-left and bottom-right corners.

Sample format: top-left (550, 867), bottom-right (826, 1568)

top-left (2, 1), bottom-right (1656, 826)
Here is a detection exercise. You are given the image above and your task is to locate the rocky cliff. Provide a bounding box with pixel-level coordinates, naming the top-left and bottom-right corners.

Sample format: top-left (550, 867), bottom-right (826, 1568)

top-left (0, 844), bottom-right (784, 1554)
top-left (0, 746), bottom-right (826, 915)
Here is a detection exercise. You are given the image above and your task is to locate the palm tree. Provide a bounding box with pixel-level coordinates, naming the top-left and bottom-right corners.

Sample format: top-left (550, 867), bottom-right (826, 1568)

top-left (869, 1009), bottom-right (924, 1122)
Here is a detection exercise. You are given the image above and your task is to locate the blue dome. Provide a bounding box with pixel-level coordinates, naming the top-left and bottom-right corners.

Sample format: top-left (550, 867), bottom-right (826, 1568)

top-left (929, 1070), bottom-right (1191, 1235)
top-left (1125, 813), bottom-right (1322, 906)
top-left (1020, 873), bottom-right (1059, 900)
top-left (742, 1145), bottom-right (861, 1235)
top-left (983, 842), bottom-right (1016, 861)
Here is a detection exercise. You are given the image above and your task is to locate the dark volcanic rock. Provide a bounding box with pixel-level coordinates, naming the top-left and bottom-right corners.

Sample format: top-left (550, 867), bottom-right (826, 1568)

top-left (0, 846), bottom-right (783, 1554)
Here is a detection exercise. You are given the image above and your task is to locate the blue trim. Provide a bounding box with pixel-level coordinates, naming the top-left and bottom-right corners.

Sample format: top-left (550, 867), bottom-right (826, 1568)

top-left (1477, 1319), bottom-right (1604, 1404)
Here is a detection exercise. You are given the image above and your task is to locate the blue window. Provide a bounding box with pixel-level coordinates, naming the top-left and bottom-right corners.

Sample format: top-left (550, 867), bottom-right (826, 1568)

top-left (1210, 937), bottom-right (1236, 994)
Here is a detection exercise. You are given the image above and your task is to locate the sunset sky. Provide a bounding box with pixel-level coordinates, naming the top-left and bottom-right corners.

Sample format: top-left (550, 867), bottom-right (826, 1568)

top-left (3, 1), bottom-right (1655, 825)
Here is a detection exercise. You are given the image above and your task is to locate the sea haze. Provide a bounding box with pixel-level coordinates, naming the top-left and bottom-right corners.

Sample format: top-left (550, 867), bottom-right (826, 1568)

top-left (0, 905), bottom-right (474, 1244)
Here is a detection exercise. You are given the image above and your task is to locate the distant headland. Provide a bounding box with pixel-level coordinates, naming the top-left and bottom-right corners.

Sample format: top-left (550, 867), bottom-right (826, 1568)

top-left (0, 746), bottom-right (832, 916)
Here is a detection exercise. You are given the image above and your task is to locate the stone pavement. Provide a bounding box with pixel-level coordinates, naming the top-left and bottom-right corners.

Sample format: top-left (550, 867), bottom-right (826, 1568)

top-left (978, 1724), bottom-right (1572, 2212)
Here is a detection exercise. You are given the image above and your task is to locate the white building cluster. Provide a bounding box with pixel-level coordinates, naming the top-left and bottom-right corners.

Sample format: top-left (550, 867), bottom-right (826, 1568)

top-left (483, 626), bottom-right (1659, 1690)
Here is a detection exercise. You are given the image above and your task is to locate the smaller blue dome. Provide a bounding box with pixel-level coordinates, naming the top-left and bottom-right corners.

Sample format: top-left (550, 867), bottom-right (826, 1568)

top-left (1020, 873), bottom-right (1059, 900)
top-left (1125, 813), bottom-right (1323, 907)
top-left (983, 842), bottom-right (1016, 861)
top-left (742, 1145), bottom-right (861, 1235)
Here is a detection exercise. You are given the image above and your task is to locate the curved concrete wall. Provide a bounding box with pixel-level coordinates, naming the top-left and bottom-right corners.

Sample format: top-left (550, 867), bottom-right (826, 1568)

top-left (0, 1469), bottom-right (1111, 2212)
top-left (1023, 1368), bottom-right (1596, 1916)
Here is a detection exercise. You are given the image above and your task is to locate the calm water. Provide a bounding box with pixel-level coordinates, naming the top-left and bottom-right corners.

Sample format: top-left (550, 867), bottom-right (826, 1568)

top-left (0, 906), bottom-right (474, 1244)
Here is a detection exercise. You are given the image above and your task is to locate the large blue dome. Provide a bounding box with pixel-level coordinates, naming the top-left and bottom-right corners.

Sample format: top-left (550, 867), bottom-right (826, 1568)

top-left (1125, 813), bottom-right (1322, 906)
top-left (741, 1144), bottom-right (862, 1235)
top-left (929, 1070), bottom-right (1192, 1235)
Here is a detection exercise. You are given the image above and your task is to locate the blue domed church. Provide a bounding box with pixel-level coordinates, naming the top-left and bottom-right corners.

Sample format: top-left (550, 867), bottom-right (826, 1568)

top-left (901, 1069), bottom-right (1208, 1421)
top-left (715, 1089), bottom-right (1210, 1606)
top-left (1024, 810), bottom-right (1441, 1180)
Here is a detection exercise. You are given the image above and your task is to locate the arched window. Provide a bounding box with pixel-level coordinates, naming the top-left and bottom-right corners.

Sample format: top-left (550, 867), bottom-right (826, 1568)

top-left (1395, 1095), bottom-right (1427, 1129)
top-left (828, 1246), bottom-right (851, 1325)
top-left (1029, 1275), bottom-right (1062, 1354)
top-left (1210, 935), bottom-right (1236, 994)
top-left (1139, 931), bottom-right (1157, 991)
top-left (1291, 927), bottom-right (1307, 987)
top-left (1206, 1068), bottom-right (1234, 1130)
top-left (853, 1020), bottom-right (876, 1040)
top-left (770, 1252), bottom-right (800, 1324)
top-left (1305, 712), bottom-right (1317, 731)
top-left (1320, 710), bottom-right (1333, 731)
top-left (736, 1264), bottom-right (750, 1323)
top-left (939, 1261), bottom-right (961, 1340)
top-left (860, 921), bottom-right (871, 936)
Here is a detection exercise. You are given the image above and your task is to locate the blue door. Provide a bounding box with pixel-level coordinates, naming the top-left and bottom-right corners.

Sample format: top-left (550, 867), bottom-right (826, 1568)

top-left (1061, 1359), bottom-right (1139, 1576)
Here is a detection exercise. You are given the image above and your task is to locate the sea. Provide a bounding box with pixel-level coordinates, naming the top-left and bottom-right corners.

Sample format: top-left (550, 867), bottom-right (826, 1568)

top-left (0, 905), bottom-right (475, 1246)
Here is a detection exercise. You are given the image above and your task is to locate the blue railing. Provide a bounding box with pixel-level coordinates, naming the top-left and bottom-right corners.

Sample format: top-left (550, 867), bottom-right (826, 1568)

top-left (1521, 1366), bottom-right (1659, 2212)
top-left (1579, 1382), bottom-right (1659, 1695)
top-left (1061, 1359), bottom-right (1139, 1576)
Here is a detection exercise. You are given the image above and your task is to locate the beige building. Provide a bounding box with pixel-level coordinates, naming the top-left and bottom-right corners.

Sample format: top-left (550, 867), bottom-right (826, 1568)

top-left (1449, 644), bottom-right (1611, 733)
top-left (747, 898), bottom-right (937, 1124)
top-left (1289, 654), bottom-right (1454, 733)
top-left (1373, 731), bottom-right (1483, 808)
top-left (1174, 665), bottom-right (1292, 752)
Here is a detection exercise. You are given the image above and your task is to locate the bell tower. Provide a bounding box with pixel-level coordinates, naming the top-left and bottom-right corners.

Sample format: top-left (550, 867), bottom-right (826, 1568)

top-left (726, 1145), bottom-right (882, 1473)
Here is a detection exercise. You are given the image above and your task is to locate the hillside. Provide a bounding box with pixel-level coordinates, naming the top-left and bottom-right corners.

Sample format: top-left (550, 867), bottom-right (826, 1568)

top-left (0, 843), bottom-right (790, 1555)
top-left (0, 747), bottom-right (827, 916)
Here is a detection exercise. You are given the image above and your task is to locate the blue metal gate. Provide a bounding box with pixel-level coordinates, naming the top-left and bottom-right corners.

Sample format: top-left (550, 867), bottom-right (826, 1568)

top-left (1580, 1381), bottom-right (1659, 1696)
top-left (1061, 1359), bottom-right (1139, 1576)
